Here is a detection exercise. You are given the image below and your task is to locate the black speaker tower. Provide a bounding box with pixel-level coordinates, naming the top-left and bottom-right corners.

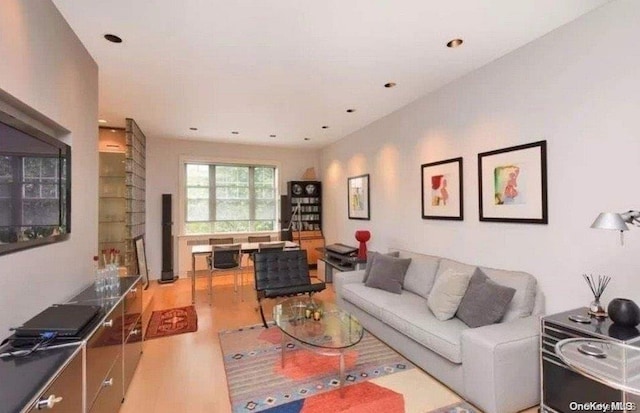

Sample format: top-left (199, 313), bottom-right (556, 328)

top-left (158, 193), bottom-right (178, 284)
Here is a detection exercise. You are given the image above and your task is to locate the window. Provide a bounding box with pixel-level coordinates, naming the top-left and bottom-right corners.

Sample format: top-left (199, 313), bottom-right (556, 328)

top-left (0, 155), bottom-right (63, 228)
top-left (184, 162), bottom-right (277, 234)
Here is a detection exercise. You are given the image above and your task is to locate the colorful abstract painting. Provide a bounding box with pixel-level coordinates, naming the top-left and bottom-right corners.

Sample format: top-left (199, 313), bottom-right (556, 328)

top-left (421, 157), bottom-right (463, 220)
top-left (493, 164), bottom-right (524, 205)
top-left (478, 140), bottom-right (547, 224)
top-left (348, 174), bottom-right (370, 220)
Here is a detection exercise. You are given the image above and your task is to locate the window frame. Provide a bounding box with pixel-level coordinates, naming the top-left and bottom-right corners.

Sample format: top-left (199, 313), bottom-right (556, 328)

top-left (179, 155), bottom-right (281, 236)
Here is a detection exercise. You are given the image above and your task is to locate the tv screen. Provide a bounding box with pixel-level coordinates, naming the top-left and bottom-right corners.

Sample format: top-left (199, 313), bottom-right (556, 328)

top-left (0, 111), bottom-right (71, 255)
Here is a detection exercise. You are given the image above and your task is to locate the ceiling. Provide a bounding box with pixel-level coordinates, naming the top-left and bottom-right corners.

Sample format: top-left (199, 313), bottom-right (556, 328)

top-left (52, 0), bottom-right (610, 148)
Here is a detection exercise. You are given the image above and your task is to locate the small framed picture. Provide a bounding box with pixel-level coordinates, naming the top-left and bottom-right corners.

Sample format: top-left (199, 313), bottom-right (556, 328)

top-left (421, 157), bottom-right (463, 220)
top-left (478, 140), bottom-right (548, 224)
top-left (348, 174), bottom-right (370, 220)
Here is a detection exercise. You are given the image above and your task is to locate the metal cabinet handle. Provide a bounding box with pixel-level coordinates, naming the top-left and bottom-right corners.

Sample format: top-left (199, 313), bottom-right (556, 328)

top-left (103, 377), bottom-right (114, 387)
top-left (36, 395), bottom-right (63, 410)
top-left (103, 319), bottom-right (113, 328)
top-left (131, 329), bottom-right (140, 336)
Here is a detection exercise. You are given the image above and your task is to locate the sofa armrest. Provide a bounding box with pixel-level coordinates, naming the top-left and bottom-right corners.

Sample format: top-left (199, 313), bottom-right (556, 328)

top-left (333, 270), bottom-right (365, 301)
top-left (461, 316), bottom-right (541, 413)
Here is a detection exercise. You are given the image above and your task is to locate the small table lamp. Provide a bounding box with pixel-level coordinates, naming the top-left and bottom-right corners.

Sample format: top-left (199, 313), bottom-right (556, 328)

top-left (591, 210), bottom-right (640, 245)
top-left (355, 230), bottom-right (371, 260)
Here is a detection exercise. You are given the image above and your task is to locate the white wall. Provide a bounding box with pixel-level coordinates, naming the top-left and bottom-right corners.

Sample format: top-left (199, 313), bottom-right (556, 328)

top-left (146, 138), bottom-right (320, 279)
top-left (320, 0), bottom-right (640, 315)
top-left (0, 1), bottom-right (98, 334)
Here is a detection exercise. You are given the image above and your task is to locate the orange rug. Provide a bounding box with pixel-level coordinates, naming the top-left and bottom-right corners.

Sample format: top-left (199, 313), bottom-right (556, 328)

top-left (145, 306), bottom-right (198, 339)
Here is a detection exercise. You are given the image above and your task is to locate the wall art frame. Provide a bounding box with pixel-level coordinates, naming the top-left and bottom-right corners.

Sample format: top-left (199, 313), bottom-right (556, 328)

top-left (478, 140), bottom-right (548, 224)
top-left (348, 174), bottom-right (370, 220)
top-left (421, 157), bottom-right (463, 220)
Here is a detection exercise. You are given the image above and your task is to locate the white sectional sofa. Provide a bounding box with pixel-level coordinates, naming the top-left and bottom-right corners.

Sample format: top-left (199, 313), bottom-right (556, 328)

top-left (334, 248), bottom-right (545, 413)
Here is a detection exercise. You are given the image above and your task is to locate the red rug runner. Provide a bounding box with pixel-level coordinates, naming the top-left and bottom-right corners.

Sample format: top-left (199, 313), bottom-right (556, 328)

top-left (145, 306), bottom-right (198, 339)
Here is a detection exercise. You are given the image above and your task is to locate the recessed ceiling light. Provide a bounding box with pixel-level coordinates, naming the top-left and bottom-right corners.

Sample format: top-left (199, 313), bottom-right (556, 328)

top-left (304, 138), bottom-right (310, 141)
top-left (322, 126), bottom-right (329, 129)
top-left (231, 131), bottom-right (239, 135)
top-left (189, 127), bottom-right (198, 131)
top-left (384, 82), bottom-right (397, 88)
top-left (346, 109), bottom-right (356, 113)
top-left (98, 119), bottom-right (107, 124)
top-left (104, 34), bottom-right (123, 43)
top-left (446, 38), bottom-right (463, 48)
top-left (269, 134), bottom-right (277, 138)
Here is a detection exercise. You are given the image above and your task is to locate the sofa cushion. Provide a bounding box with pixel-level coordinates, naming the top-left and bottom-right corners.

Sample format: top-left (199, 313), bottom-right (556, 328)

top-left (479, 266), bottom-right (537, 322)
top-left (341, 283), bottom-right (393, 319)
top-left (456, 268), bottom-right (516, 328)
top-left (380, 290), bottom-right (468, 364)
top-left (391, 248), bottom-right (441, 299)
top-left (363, 251), bottom-right (400, 283)
top-left (365, 253), bottom-right (412, 294)
top-left (427, 268), bottom-right (472, 321)
top-left (436, 258), bottom-right (476, 281)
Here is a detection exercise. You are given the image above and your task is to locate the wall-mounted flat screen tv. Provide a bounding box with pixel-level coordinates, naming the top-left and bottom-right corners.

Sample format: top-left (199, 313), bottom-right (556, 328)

top-left (0, 111), bottom-right (71, 255)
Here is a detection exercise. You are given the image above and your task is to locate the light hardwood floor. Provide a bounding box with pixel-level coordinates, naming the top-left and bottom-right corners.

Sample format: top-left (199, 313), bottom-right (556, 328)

top-left (120, 270), bottom-right (335, 413)
top-left (120, 270), bottom-right (538, 413)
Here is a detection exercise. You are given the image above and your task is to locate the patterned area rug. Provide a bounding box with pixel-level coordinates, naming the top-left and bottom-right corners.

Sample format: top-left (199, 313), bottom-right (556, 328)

top-left (145, 306), bottom-right (198, 339)
top-left (219, 323), bottom-right (413, 412)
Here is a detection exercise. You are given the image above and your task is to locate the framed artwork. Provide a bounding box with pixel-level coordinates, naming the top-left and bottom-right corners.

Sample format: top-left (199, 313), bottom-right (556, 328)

top-left (421, 157), bottom-right (463, 220)
top-left (134, 235), bottom-right (150, 290)
top-left (478, 140), bottom-right (548, 224)
top-left (348, 174), bottom-right (370, 220)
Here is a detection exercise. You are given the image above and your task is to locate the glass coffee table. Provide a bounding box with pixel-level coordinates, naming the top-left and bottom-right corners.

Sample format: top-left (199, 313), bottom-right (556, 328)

top-left (273, 297), bottom-right (364, 387)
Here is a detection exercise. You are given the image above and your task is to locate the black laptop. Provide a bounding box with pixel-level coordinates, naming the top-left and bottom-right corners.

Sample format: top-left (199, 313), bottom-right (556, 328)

top-left (14, 304), bottom-right (101, 338)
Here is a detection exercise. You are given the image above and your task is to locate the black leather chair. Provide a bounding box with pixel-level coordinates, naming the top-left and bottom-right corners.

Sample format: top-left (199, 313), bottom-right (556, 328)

top-left (253, 249), bottom-right (325, 328)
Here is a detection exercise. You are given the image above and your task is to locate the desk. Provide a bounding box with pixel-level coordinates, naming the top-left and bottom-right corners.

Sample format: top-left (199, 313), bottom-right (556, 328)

top-left (190, 241), bottom-right (299, 304)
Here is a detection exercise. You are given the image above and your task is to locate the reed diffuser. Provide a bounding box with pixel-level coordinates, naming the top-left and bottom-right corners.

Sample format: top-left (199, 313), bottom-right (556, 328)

top-left (583, 274), bottom-right (611, 316)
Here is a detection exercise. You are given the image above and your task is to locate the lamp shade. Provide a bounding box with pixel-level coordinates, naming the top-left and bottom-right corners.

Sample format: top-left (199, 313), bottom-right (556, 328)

top-left (591, 213), bottom-right (629, 231)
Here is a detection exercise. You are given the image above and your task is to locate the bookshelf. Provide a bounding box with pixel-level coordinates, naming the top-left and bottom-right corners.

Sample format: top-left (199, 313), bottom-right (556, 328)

top-left (285, 181), bottom-right (324, 266)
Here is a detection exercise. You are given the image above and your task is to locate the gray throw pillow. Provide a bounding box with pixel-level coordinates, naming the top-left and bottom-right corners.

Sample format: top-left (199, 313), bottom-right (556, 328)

top-left (364, 254), bottom-right (412, 294)
top-left (456, 267), bottom-right (516, 328)
top-left (362, 251), bottom-right (400, 283)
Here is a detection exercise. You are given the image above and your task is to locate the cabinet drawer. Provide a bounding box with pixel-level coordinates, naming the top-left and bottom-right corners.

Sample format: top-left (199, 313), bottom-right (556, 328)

top-left (89, 356), bottom-right (123, 413)
top-left (123, 318), bottom-right (143, 394)
top-left (86, 301), bottom-right (123, 406)
top-left (27, 350), bottom-right (83, 412)
top-left (124, 281), bottom-right (142, 321)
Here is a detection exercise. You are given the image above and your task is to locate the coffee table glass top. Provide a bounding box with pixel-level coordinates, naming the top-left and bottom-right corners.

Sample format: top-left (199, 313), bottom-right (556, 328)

top-left (555, 338), bottom-right (640, 395)
top-left (273, 297), bottom-right (364, 350)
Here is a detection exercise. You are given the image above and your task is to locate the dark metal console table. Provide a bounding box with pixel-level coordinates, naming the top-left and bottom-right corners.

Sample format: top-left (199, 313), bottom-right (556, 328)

top-left (541, 307), bottom-right (640, 413)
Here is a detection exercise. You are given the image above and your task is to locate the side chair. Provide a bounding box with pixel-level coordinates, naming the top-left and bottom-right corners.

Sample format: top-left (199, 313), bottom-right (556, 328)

top-left (206, 238), bottom-right (241, 304)
top-left (253, 249), bottom-right (325, 328)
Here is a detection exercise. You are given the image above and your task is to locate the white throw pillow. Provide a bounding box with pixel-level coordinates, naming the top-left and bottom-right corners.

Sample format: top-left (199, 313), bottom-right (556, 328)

top-left (427, 268), bottom-right (472, 321)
